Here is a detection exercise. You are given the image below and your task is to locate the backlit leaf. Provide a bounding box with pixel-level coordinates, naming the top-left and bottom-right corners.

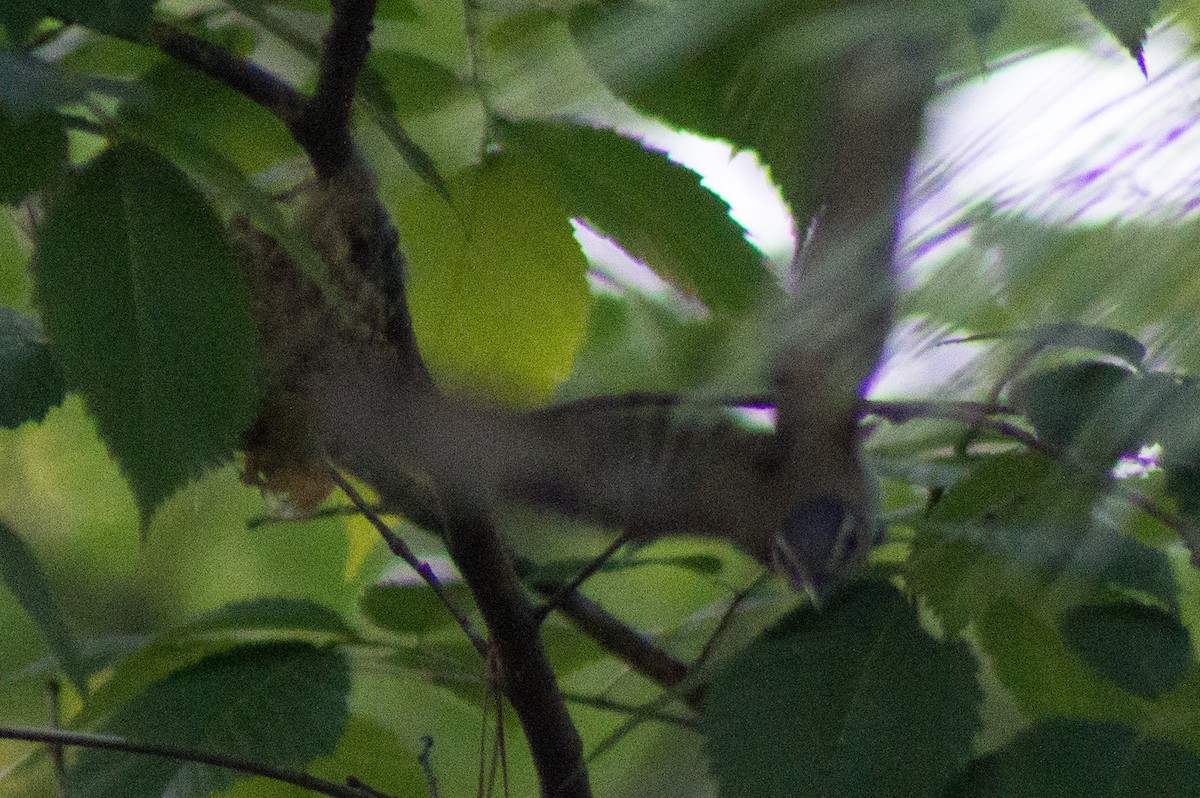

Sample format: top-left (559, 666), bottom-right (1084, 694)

top-left (46, 0), bottom-right (157, 37)
top-left (397, 151), bottom-right (590, 404)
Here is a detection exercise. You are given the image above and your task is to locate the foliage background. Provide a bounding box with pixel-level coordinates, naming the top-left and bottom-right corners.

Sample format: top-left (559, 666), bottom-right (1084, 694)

top-left (5, 0), bottom-right (1200, 796)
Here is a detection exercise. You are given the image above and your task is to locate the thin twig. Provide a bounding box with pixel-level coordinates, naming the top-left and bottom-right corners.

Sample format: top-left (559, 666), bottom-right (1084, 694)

top-left (532, 533), bottom-right (630, 625)
top-left (328, 467), bottom-right (488, 658)
top-left (0, 726), bottom-right (393, 798)
top-left (441, 503), bottom-right (591, 798)
top-left (559, 692), bottom-right (696, 728)
top-left (691, 573), bottom-right (771, 674)
top-left (417, 736), bottom-right (440, 798)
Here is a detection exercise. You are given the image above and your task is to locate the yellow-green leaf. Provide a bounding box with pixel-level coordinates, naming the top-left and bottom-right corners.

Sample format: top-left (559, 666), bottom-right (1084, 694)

top-left (396, 152), bottom-right (589, 405)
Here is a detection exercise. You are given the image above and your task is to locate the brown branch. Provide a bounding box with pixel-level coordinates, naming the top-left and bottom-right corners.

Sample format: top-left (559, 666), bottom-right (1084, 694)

top-left (296, 0), bottom-right (379, 175)
top-left (440, 503), bottom-right (591, 798)
top-left (151, 0), bottom-right (378, 177)
top-left (528, 578), bottom-right (691, 698)
top-left (0, 725), bottom-right (393, 798)
top-left (150, 21), bottom-right (306, 126)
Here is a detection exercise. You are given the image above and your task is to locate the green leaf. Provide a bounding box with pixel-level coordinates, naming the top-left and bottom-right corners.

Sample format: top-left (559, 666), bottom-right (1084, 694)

top-left (975, 601), bottom-right (1146, 723)
top-left (960, 322), bottom-right (1146, 366)
top-left (0, 521), bottom-right (89, 693)
top-left (501, 119), bottom-right (769, 313)
top-left (1061, 603), bottom-right (1193, 700)
top-left (32, 143), bottom-right (261, 523)
top-left (0, 110), bottom-right (68, 203)
top-left (397, 151), bottom-right (590, 404)
top-left (133, 59), bottom-right (301, 175)
top-left (217, 715), bottom-right (428, 798)
top-left (182, 597), bottom-right (357, 640)
top-left (68, 642), bottom-right (350, 798)
top-left (117, 106), bottom-right (328, 286)
top-left (950, 719), bottom-right (1200, 797)
top-left (47, 0), bottom-right (158, 37)
top-left (702, 581), bottom-right (980, 798)
top-left (365, 50), bottom-right (462, 118)
top-left (1009, 362), bottom-right (1134, 452)
top-left (0, 306), bottom-right (66, 428)
top-left (570, 0), bottom-right (833, 224)
top-left (359, 582), bottom-right (474, 636)
top-left (1080, 0), bottom-right (1158, 75)
top-left (0, 1), bottom-right (45, 43)
top-left (72, 599), bottom-right (354, 731)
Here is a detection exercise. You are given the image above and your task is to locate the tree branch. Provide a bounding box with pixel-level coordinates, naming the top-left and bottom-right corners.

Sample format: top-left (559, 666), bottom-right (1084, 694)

top-left (150, 21), bottom-right (306, 128)
top-left (0, 726), bottom-right (394, 798)
top-left (528, 577), bottom-right (692, 699)
top-left (439, 504), bottom-right (591, 798)
top-left (297, 0), bottom-right (379, 175)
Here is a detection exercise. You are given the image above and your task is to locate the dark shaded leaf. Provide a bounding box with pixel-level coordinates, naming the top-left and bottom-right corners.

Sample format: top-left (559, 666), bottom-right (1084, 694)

top-left (501, 119), bottom-right (769, 313)
top-left (702, 581), bottom-right (979, 798)
top-left (1081, 0), bottom-right (1158, 75)
top-left (1009, 361), bottom-right (1134, 458)
top-left (961, 0), bottom-right (1006, 40)
top-left (219, 715), bottom-right (428, 798)
top-left (569, 0), bottom-right (833, 223)
top-left (47, 0), bottom-right (157, 37)
top-left (1061, 602), bottom-right (1192, 700)
top-left (958, 322), bottom-right (1145, 365)
top-left (0, 306), bottom-right (65, 428)
top-left (68, 642), bottom-right (349, 798)
top-left (0, 110), bottom-right (67, 203)
top-left (359, 582), bottom-right (474, 636)
top-left (0, 1), bottom-right (45, 43)
top-left (976, 602), bottom-right (1146, 724)
top-left (950, 719), bottom-right (1200, 797)
top-left (33, 143), bottom-right (261, 523)
top-left (0, 521), bottom-right (88, 693)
